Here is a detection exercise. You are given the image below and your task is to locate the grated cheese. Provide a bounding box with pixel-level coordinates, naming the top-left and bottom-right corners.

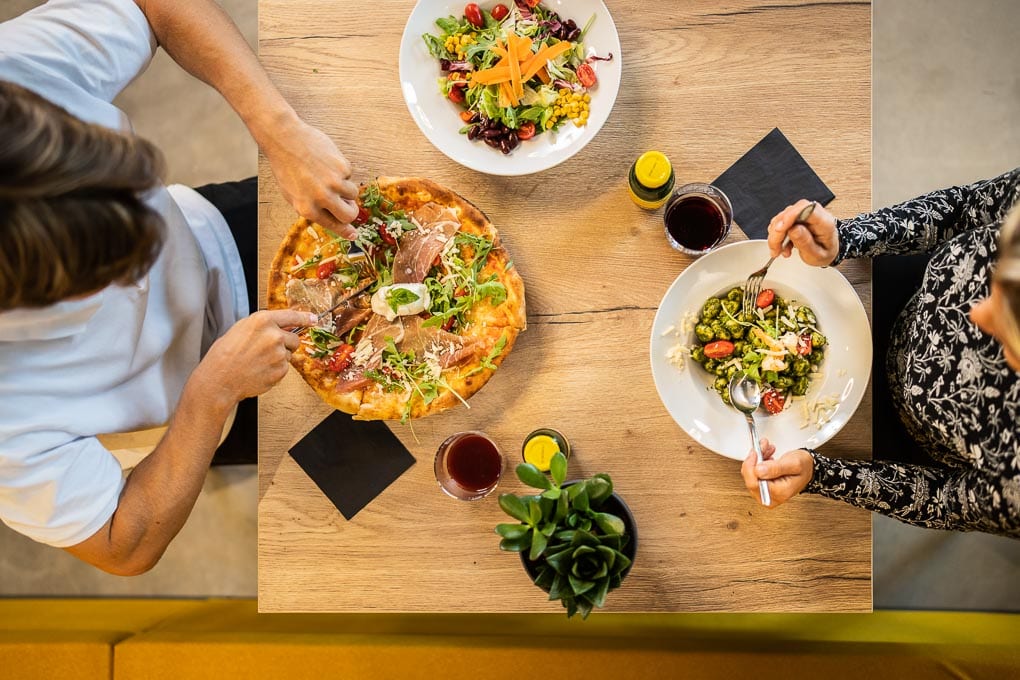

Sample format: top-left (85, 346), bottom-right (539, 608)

top-left (661, 325), bottom-right (676, 337)
top-left (679, 310), bottom-right (698, 336)
top-left (666, 343), bottom-right (689, 371)
top-left (305, 225), bottom-right (321, 241)
top-left (799, 394), bottom-right (840, 429)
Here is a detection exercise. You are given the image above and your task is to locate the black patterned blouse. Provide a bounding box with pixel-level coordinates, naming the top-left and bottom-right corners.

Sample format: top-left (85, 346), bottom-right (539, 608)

top-left (803, 167), bottom-right (1020, 537)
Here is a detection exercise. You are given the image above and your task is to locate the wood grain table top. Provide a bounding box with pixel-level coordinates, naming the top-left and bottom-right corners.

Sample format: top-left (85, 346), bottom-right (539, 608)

top-left (258, 0), bottom-right (872, 613)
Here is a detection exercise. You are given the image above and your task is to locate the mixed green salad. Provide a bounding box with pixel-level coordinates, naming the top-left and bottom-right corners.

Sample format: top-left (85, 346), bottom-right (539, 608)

top-left (690, 287), bottom-right (827, 414)
top-left (422, 1), bottom-right (612, 154)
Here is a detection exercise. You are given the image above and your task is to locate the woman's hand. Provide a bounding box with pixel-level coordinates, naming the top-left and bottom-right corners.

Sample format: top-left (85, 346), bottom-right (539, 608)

top-left (767, 199), bottom-right (840, 267)
top-left (262, 116), bottom-right (361, 239)
top-left (741, 438), bottom-right (815, 507)
top-left (192, 309), bottom-right (317, 409)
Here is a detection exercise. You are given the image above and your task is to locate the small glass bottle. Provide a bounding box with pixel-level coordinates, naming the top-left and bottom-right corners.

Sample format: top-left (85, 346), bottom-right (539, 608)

top-left (628, 151), bottom-right (675, 210)
top-left (522, 428), bottom-right (571, 473)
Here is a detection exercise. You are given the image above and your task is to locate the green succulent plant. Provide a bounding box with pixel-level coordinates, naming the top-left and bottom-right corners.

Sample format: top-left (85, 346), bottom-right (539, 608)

top-left (495, 452), bottom-right (633, 619)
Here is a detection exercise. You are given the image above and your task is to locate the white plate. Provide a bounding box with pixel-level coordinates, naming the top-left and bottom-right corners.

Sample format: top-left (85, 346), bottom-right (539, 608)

top-left (399, 0), bottom-right (622, 176)
top-left (649, 241), bottom-right (872, 461)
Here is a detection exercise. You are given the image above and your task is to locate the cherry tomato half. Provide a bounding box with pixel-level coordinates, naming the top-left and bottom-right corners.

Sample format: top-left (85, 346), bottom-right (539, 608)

top-left (326, 344), bottom-right (356, 373)
top-left (762, 389), bottom-right (785, 415)
top-left (354, 205), bottom-right (370, 225)
top-left (464, 3), bottom-right (484, 28)
top-left (316, 260), bottom-right (337, 280)
top-left (448, 82), bottom-right (467, 104)
top-left (703, 340), bottom-right (735, 359)
top-left (755, 288), bottom-right (776, 309)
top-left (491, 3), bottom-right (510, 20)
top-left (378, 225), bottom-right (397, 247)
top-left (517, 121), bottom-right (537, 140)
top-left (576, 63), bottom-right (597, 88)
top-left (525, 0), bottom-right (540, 7)
top-left (797, 333), bottom-right (813, 356)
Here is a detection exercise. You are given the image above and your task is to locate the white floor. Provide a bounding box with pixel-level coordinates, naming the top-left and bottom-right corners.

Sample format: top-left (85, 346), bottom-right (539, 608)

top-left (0, 0), bottom-right (1017, 605)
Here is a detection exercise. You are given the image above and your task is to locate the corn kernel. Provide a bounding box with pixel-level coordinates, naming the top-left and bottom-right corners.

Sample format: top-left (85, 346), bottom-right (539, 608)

top-left (583, 94), bottom-right (591, 103)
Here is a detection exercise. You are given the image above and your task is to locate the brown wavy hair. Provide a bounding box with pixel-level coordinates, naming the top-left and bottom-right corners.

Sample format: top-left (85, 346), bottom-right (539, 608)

top-left (0, 80), bottom-right (165, 311)
top-left (995, 201), bottom-right (1020, 358)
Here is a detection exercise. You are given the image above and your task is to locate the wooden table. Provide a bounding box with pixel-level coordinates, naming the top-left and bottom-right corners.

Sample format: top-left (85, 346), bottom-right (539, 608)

top-left (258, 0), bottom-right (872, 613)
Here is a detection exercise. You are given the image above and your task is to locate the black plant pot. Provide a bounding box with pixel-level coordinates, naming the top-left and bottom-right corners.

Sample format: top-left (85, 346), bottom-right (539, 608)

top-left (519, 483), bottom-right (638, 589)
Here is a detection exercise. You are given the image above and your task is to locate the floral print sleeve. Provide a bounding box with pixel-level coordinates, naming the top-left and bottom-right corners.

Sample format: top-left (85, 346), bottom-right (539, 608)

top-left (804, 452), bottom-right (1020, 537)
top-left (833, 167), bottom-right (1020, 264)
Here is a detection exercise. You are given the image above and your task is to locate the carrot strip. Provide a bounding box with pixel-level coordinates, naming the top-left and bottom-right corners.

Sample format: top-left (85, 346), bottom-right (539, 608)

top-left (472, 67), bottom-right (511, 84)
top-left (521, 41), bottom-right (573, 82)
top-left (506, 33), bottom-right (523, 99)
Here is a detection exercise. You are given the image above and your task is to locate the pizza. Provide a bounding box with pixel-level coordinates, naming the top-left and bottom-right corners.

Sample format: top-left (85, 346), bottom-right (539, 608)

top-left (268, 177), bottom-right (526, 421)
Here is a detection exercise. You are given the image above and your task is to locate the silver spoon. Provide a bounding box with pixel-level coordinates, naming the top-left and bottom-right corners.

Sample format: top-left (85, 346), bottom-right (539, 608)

top-left (728, 374), bottom-right (771, 507)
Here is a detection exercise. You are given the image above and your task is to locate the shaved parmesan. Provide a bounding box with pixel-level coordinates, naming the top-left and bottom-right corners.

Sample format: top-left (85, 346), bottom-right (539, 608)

top-left (352, 339), bottom-right (374, 367)
top-left (799, 394), bottom-right (840, 429)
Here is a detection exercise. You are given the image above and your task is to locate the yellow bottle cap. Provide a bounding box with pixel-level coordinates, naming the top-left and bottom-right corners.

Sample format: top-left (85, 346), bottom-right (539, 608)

top-left (634, 151), bottom-right (673, 190)
top-left (523, 434), bottom-right (560, 472)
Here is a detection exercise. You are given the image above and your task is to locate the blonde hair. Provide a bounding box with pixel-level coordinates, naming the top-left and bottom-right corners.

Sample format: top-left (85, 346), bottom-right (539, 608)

top-left (995, 201), bottom-right (1020, 358)
top-left (0, 80), bottom-right (165, 311)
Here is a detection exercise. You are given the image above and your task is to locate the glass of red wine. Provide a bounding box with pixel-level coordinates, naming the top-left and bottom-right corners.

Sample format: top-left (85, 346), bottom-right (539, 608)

top-left (434, 431), bottom-right (505, 501)
top-left (663, 183), bottom-right (733, 255)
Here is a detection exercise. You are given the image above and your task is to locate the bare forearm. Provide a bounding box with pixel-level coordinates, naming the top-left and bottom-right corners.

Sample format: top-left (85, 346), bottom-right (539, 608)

top-left (65, 372), bottom-right (233, 575)
top-left (134, 0), bottom-right (297, 147)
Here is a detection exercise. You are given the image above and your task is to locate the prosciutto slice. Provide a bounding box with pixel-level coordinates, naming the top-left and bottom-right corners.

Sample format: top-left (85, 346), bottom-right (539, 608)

top-left (392, 203), bottom-right (461, 284)
top-left (285, 278), bottom-right (344, 315)
top-left (334, 315), bottom-right (405, 393)
top-left (331, 304), bottom-right (373, 339)
top-left (400, 317), bottom-right (479, 368)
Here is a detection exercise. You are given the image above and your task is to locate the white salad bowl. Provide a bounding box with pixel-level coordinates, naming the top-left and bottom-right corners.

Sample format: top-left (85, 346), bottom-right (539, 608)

top-left (399, 0), bottom-right (622, 176)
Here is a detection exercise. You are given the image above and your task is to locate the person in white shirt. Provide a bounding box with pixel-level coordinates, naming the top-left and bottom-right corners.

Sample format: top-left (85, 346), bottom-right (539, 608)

top-left (0, 0), bottom-right (361, 575)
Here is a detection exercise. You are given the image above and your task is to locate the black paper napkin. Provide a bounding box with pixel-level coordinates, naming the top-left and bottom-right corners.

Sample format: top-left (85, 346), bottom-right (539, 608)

top-left (289, 411), bottom-right (415, 520)
top-left (713, 127), bottom-right (835, 240)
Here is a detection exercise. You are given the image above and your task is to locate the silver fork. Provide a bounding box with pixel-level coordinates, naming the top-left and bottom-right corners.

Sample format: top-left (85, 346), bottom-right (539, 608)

top-left (741, 202), bottom-right (817, 316)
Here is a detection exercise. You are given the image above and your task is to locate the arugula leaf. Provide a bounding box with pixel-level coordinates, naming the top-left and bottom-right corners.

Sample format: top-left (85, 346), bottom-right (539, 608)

top-left (307, 328), bottom-right (341, 358)
top-left (386, 287), bottom-right (420, 314)
top-left (293, 253), bottom-right (323, 272)
top-left (475, 278), bottom-right (507, 306)
top-left (345, 323), bottom-right (365, 345)
top-left (422, 33), bottom-right (449, 59)
top-left (464, 331), bottom-right (509, 377)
